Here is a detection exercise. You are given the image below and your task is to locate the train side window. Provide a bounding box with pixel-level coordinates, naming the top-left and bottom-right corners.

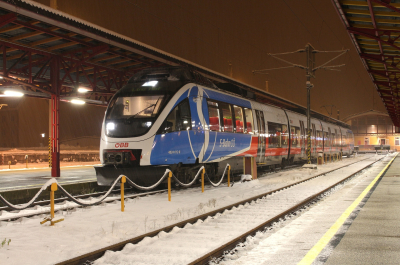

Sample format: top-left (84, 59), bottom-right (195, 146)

top-left (317, 131), bottom-right (323, 147)
top-left (233, 105), bottom-right (244, 133)
top-left (323, 131), bottom-right (329, 147)
top-left (267, 122), bottom-right (284, 148)
top-left (220, 102), bottom-right (233, 132)
top-left (244, 108), bottom-right (253, 134)
top-left (157, 99), bottom-right (191, 134)
top-left (207, 101), bottom-right (220, 131)
top-left (282, 124), bottom-right (288, 147)
top-left (336, 129), bottom-right (341, 147)
top-left (291, 126), bottom-right (300, 147)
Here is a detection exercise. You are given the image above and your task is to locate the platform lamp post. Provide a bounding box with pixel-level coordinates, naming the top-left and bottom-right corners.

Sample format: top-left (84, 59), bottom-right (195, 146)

top-left (253, 43), bottom-right (348, 165)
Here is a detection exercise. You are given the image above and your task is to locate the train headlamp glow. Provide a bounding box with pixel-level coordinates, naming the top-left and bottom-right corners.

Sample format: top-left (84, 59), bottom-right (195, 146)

top-left (142, 81), bottom-right (158, 87)
top-left (106, 122), bottom-right (115, 131)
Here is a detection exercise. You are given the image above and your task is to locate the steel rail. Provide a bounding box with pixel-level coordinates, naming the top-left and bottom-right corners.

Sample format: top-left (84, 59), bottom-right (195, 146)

top-left (55, 156), bottom-right (377, 265)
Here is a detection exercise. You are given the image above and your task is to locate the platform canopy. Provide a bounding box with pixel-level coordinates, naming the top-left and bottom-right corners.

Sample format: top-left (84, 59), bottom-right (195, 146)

top-left (332, 0), bottom-right (400, 127)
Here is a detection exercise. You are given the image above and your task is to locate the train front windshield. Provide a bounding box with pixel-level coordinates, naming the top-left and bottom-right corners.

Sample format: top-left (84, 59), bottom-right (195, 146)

top-left (105, 68), bottom-right (192, 138)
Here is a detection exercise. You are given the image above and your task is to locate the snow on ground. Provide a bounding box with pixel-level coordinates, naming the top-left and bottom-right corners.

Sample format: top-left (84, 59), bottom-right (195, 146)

top-left (0, 154), bottom-right (381, 264)
top-left (214, 155), bottom-right (395, 265)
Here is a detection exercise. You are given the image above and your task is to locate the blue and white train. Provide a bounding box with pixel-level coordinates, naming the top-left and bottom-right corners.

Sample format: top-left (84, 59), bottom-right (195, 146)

top-left (95, 67), bottom-right (354, 186)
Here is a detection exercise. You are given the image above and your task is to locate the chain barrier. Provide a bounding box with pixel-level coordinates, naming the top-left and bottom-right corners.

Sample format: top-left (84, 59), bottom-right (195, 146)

top-left (205, 164), bottom-right (231, 187)
top-left (0, 164), bottom-right (232, 212)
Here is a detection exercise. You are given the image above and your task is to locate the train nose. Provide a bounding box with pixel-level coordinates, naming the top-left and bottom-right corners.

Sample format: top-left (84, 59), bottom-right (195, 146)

top-left (103, 149), bottom-right (142, 166)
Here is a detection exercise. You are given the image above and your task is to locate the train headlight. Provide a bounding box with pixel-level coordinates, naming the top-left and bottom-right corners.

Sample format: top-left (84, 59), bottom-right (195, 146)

top-left (146, 121), bottom-right (152, 127)
top-left (142, 81), bottom-right (158, 87)
top-left (106, 122), bottom-right (115, 131)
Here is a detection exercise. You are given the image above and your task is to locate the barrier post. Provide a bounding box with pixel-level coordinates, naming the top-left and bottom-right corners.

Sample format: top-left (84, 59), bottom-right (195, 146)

top-left (168, 171), bottom-right (172, 201)
top-left (8, 161), bottom-right (11, 169)
top-left (121, 176), bottom-right (126, 212)
top-left (228, 165), bottom-right (231, 187)
top-left (25, 155), bottom-right (28, 168)
top-left (39, 183), bottom-right (64, 226)
top-left (50, 183), bottom-right (57, 226)
top-left (201, 168), bottom-right (205, 193)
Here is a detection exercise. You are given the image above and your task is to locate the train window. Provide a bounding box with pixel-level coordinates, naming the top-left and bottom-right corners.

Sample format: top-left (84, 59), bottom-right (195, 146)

top-left (323, 132), bottom-right (330, 147)
top-left (331, 133), bottom-right (336, 147)
top-left (244, 108), bottom-right (253, 134)
top-left (282, 125), bottom-right (288, 146)
top-left (157, 99), bottom-right (191, 134)
top-left (233, 105), bottom-right (244, 133)
top-left (290, 126), bottom-right (300, 147)
top-left (220, 102), bottom-right (233, 132)
top-left (267, 122), bottom-right (287, 148)
top-left (316, 131), bottom-right (323, 147)
top-left (335, 129), bottom-right (340, 147)
top-left (208, 101), bottom-right (220, 131)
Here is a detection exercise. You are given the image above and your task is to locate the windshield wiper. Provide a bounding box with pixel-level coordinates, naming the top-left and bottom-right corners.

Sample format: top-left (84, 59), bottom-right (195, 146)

top-left (127, 104), bottom-right (156, 121)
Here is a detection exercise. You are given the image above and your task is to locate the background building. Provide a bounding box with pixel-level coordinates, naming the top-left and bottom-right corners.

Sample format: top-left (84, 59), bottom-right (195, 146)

top-left (343, 110), bottom-right (400, 151)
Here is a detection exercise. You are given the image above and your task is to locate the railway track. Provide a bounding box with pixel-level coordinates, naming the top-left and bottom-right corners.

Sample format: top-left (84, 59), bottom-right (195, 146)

top-left (55, 155), bottom-right (389, 265)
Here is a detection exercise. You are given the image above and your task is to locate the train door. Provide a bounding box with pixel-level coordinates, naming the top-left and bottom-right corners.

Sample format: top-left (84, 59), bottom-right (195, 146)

top-left (299, 120), bottom-right (305, 157)
top-left (152, 98), bottom-right (196, 164)
top-left (255, 110), bottom-right (266, 163)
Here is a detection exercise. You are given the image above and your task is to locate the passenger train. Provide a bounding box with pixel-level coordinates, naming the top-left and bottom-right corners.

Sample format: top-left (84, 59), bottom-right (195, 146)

top-left (95, 67), bottom-right (354, 186)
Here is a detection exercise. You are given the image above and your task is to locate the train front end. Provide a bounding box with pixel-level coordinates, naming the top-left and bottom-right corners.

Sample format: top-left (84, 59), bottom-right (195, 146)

top-left (95, 67), bottom-right (193, 186)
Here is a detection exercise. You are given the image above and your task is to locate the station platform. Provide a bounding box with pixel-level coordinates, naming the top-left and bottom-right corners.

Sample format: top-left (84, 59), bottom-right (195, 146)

top-left (0, 163), bottom-right (100, 206)
top-left (325, 154), bottom-right (400, 264)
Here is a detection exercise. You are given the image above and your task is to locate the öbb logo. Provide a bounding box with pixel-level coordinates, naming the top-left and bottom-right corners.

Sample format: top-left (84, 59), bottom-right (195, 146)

top-left (115, 143), bottom-right (129, 148)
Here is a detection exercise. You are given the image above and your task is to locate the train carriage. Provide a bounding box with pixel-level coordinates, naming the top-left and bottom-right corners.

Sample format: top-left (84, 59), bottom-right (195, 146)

top-left (95, 67), bottom-right (354, 186)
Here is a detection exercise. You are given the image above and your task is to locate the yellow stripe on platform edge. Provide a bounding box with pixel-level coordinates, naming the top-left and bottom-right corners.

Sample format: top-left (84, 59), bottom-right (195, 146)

top-left (298, 153), bottom-right (398, 265)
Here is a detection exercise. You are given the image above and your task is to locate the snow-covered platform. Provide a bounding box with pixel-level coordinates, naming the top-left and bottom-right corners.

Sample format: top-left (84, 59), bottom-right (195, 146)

top-left (0, 164), bottom-right (99, 206)
top-left (324, 155), bottom-right (400, 265)
top-left (222, 154), bottom-right (399, 265)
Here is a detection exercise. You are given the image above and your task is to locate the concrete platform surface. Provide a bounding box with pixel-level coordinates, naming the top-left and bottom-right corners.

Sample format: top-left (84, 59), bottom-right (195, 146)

top-left (325, 155), bottom-right (400, 265)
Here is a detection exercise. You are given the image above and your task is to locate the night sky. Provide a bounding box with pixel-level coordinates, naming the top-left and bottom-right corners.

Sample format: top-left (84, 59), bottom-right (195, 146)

top-left (1, 0), bottom-right (386, 147)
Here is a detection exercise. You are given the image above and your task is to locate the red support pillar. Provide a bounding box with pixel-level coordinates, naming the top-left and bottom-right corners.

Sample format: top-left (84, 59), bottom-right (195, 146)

top-left (51, 94), bottom-right (60, 177)
top-left (50, 57), bottom-right (60, 177)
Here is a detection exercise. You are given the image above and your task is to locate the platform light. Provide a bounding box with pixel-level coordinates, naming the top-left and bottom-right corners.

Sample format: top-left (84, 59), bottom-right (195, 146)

top-left (3, 90), bottom-right (24, 97)
top-left (41, 133), bottom-right (45, 138)
top-left (71, 99), bottom-right (85, 105)
top-left (77, 87), bottom-right (91, 93)
top-left (142, 81), bottom-right (158, 87)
